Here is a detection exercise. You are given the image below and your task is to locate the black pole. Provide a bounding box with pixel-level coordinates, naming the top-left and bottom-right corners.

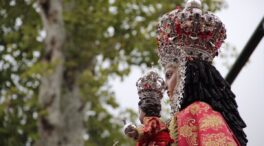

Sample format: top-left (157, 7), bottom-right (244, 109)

top-left (225, 17), bottom-right (264, 85)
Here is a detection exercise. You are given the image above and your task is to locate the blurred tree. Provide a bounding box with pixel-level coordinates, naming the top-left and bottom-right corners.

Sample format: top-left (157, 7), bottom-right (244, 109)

top-left (0, 0), bottom-right (225, 146)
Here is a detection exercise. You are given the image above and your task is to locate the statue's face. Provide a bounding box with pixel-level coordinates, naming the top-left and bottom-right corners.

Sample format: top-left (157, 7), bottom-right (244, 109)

top-left (165, 63), bottom-right (180, 99)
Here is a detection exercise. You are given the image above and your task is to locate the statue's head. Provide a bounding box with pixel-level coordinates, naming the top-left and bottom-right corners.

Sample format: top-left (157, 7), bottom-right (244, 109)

top-left (155, 0), bottom-right (226, 113)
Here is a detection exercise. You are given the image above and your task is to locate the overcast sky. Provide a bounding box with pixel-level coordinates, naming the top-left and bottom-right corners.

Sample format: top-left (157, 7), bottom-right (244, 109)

top-left (112, 0), bottom-right (264, 145)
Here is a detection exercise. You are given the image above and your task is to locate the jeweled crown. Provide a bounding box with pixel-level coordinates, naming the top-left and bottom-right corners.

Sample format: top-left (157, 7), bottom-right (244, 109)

top-left (157, 0), bottom-right (226, 66)
top-left (136, 70), bottom-right (165, 100)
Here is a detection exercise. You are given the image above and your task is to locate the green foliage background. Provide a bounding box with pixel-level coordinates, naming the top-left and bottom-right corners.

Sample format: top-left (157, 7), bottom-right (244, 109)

top-left (0, 0), bottom-right (224, 145)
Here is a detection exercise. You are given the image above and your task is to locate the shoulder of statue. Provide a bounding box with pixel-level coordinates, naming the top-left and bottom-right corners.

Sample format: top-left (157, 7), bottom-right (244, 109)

top-left (179, 101), bottom-right (213, 116)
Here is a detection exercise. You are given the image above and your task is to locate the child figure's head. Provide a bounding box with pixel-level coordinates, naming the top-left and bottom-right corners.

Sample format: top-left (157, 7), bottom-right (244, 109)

top-left (138, 97), bottom-right (161, 124)
top-left (136, 70), bottom-right (165, 124)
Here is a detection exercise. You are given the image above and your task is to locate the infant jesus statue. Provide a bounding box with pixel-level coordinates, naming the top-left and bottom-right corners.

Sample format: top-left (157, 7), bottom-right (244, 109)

top-left (124, 70), bottom-right (174, 146)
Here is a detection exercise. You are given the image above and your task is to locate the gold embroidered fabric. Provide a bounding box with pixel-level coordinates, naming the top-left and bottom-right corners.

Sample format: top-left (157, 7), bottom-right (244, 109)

top-left (178, 118), bottom-right (198, 145)
top-left (200, 114), bottom-right (225, 130)
top-left (173, 101), bottom-right (240, 146)
top-left (201, 133), bottom-right (237, 146)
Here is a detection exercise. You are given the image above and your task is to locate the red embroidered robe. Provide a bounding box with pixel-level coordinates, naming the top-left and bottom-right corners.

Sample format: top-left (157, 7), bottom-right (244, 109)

top-left (169, 101), bottom-right (240, 146)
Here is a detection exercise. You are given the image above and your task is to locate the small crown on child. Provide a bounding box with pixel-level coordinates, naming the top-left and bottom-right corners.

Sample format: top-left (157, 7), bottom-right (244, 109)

top-left (156, 0), bottom-right (226, 66)
top-left (136, 70), bottom-right (165, 100)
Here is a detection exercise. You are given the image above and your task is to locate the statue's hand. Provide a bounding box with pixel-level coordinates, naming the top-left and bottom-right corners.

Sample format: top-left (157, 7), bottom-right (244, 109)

top-left (124, 124), bottom-right (138, 140)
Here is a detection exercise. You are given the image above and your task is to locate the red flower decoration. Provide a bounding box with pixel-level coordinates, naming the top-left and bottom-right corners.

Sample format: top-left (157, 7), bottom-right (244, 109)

top-left (144, 83), bottom-right (151, 89)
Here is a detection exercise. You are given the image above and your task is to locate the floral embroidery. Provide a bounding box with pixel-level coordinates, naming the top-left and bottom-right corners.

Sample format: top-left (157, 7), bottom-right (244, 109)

top-left (179, 118), bottom-right (198, 145)
top-left (200, 114), bottom-right (224, 130)
top-left (179, 125), bottom-right (193, 137)
top-left (201, 133), bottom-right (237, 146)
top-left (190, 104), bottom-right (200, 115)
top-left (188, 102), bottom-right (210, 115)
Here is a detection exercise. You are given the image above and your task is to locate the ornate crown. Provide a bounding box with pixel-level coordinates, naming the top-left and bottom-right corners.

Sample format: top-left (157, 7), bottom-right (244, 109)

top-left (156, 0), bottom-right (226, 67)
top-left (136, 70), bottom-right (165, 100)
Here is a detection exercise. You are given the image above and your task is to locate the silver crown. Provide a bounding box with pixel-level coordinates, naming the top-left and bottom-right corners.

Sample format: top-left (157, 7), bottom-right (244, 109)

top-left (156, 0), bottom-right (226, 67)
top-left (136, 70), bottom-right (165, 100)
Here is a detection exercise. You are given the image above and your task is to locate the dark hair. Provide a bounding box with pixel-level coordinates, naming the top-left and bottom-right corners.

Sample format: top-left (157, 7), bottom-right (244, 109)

top-left (138, 97), bottom-right (161, 117)
top-left (181, 59), bottom-right (247, 146)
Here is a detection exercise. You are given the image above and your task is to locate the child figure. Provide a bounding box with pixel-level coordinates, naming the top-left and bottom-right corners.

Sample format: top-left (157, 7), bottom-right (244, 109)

top-left (124, 70), bottom-right (174, 146)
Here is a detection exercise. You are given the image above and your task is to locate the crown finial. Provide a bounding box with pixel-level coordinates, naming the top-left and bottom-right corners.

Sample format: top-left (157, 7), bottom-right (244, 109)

top-left (186, 0), bottom-right (202, 9)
